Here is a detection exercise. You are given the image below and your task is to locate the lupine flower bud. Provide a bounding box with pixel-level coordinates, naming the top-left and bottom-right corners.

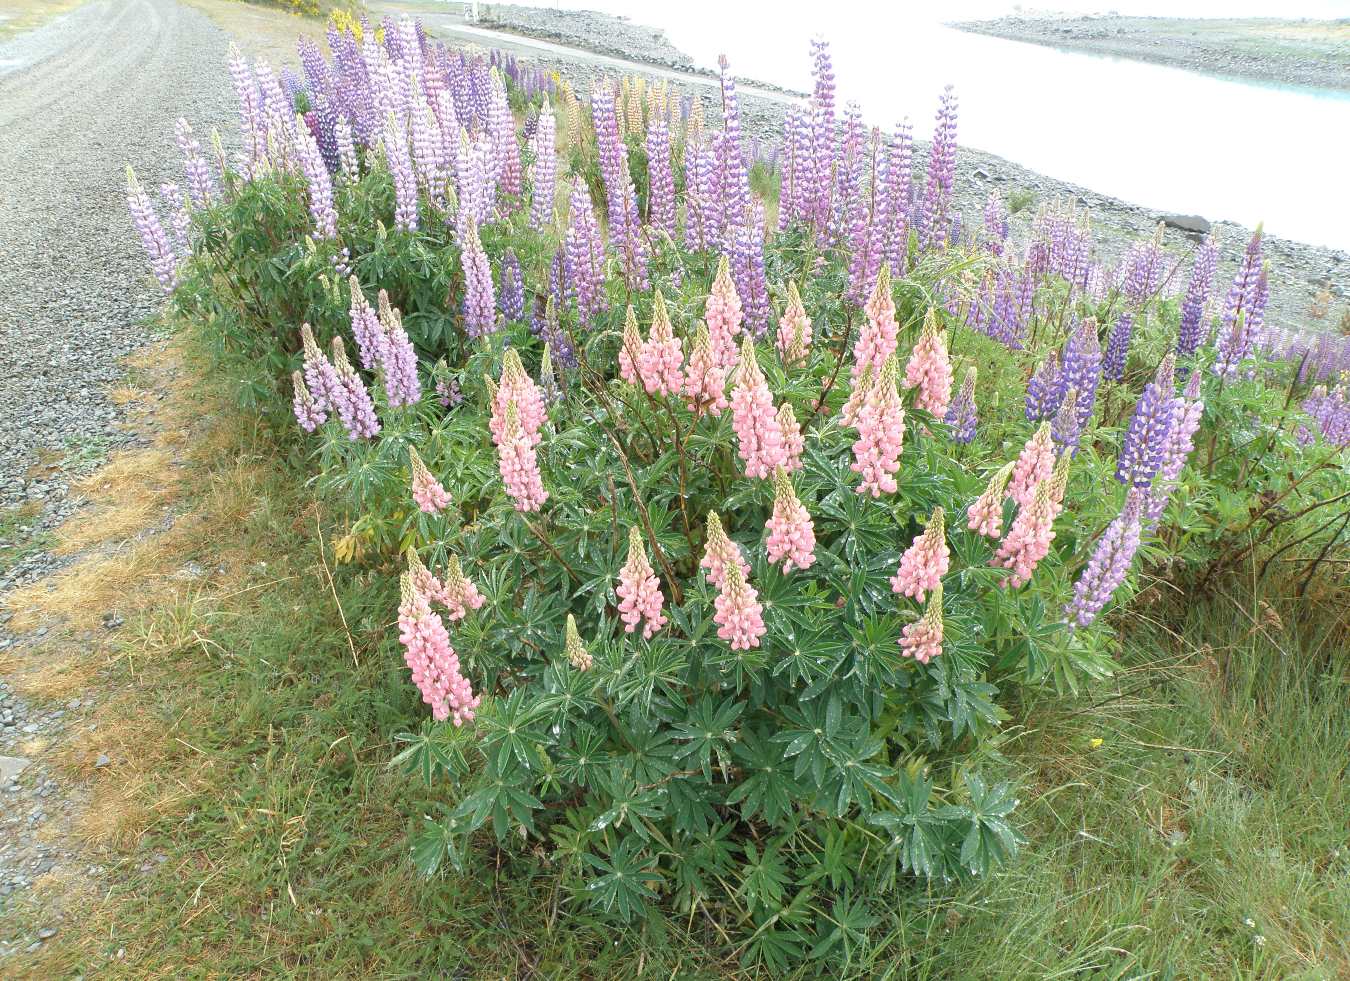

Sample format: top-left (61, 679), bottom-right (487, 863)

top-left (713, 555), bottom-right (766, 651)
top-left (944, 366), bottom-right (978, 443)
top-left (730, 337), bottom-right (788, 478)
top-left (850, 356), bottom-right (906, 497)
top-left (701, 511), bottom-right (750, 589)
top-left (968, 461), bottom-right (1015, 538)
top-left (1066, 491), bottom-right (1144, 629)
top-left (564, 614), bottom-right (593, 671)
top-left (1046, 453), bottom-right (1072, 520)
top-left (1009, 422), bottom-right (1054, 507)
top-left (291, 371), bottom-right (326, 432)
top-left (993, 479), bottom-right (1056, 589)
top-left (637, 290), bottom-right (684, 396)
top-left (903, 308), bottom-right (953, 417)
top-left (891, 507), bottom-right (949, 602)
top-left (899, 582), bottom-right (943, 664)
top-left (852, 264), bottom-right (899, 384)
top-left (496, 402), bottom-right (547, 512)
top-left (705, 256), bottom-right (743, 370)
top-left (398, 573), bottom-right (480, 725)
top-left (442, 554), bottom-right (487, 622)
top-left (616, 526), bottom-right (668, 639)
top-left (408, 445), bottom-right (450, 514)
top-left (777, 402), bottom-right (804, 472)
top-left (776, 281), bottom-right (812, 367)
top-left (330, 336), bottom-right (380, 439)
top-left (1116, 354), bottom-right (1177, 487)
top-left (766, 467), bottom-right (816, 572)
top-left (683, 324), bottom-right (728, 415)
top-left (377, 291), bottom-right (421, 407)
top-left (618, 304), bottom-right (643, 385)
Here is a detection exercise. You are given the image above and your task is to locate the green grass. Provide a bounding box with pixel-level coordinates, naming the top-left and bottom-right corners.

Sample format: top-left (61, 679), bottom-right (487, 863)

top-left (0, 502), bottom-right (52, 577)
top-left (16, 375), bottom-right (1348, 978)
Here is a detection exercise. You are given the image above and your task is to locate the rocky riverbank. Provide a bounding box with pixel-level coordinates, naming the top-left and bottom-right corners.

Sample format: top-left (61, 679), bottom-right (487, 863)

top-left (950, 15), bottom-right (1350, 94)
top-left (418, 7), bottom-right (1348, 335)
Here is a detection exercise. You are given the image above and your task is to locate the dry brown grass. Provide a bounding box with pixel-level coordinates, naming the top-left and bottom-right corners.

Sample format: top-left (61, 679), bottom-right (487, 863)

top-left (0, 0), bottom-right (85, 39)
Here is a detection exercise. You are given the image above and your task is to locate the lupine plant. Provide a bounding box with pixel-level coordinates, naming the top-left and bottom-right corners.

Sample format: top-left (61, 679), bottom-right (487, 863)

top-left (131, 13), bottom-right (1348, 969)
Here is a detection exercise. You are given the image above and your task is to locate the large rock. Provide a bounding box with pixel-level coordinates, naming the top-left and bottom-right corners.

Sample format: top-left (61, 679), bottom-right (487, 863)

top-left (1161, 213), bottom-right (1212, 236)
top-left (1, 756), bottom-right (32, 783)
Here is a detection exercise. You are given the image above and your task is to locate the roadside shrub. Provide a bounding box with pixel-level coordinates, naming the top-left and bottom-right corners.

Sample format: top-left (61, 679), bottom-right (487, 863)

top-left (129, 15), bottom-right (1348, 970)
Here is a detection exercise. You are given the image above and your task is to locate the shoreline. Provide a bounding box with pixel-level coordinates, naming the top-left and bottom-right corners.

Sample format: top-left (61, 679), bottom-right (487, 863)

top-left (949, 15), bottom-right (1350, 95)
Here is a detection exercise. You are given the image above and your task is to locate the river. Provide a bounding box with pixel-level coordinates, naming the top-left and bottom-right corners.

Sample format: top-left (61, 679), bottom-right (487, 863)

top-left (528, 0), bottom-right (1350, 252)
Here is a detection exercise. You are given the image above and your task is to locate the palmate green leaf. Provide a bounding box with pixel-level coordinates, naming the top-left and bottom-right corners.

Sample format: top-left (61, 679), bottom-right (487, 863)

top-left (588, 774), bottom-right (668, 837)
top-left (738, 839), bottom-right (791, 916)
top-left (613, 723), bottom-right (678, 786)
top-left (390, 721), bottom-right (470, 787)
top-left (867, 770), bottom-right (950, 879)
top-left (727, 727), bottom-right (800, 825)
top-left (958, 774), bottom-right (1025, 876)
top-left (775, 700), bottom-right (835, 789)
top-left (809, 894), bottom-right (879, 964)
top-left (670, 695), bottom-right (743, 779)
top-left (665, 776), bottom-right (721, 838)
top-left (583, 836), bottom-right (662, 922)
top-left (606, 638), bottom-right (688, 712)
top-left (823, 730), bottom-right (897, 817)
top-left (451, 761), bottom-right (543, 843)
top-left (554, 722), bottom-right (613, 787)
top-left (478, 688), bottom-right (550, 775)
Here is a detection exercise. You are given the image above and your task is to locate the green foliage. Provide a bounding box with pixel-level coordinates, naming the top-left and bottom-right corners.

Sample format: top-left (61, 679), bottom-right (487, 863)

top-left (158, 70), bottom-right (1348, 974)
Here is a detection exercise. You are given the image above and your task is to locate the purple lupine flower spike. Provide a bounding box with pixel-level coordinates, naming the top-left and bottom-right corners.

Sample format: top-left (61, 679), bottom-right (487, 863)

top-left (919, 86), bottom-right (958, 252)
top-left (1116, 354), bottom-right (1177, 487)
top-left (1060, 318), bottom-right (1102, 433)
top-left (944, 367), bottom-right (978, 444)
top-left (1142, 370), bottom-right (1205, 525)
top-left (731, 206), bottom-right (771, 335)
top-left (500, 248), bottom-right (525, 322)
top-left (384, 114), bottom-right (419, 232)
top-left (1026, 352), bottom-right (1062, 422)
top-left (1066, 490), bottom-right (1144, 629)
top-left (1051, 387), bottom-right (1082, 455)
top-left (377, 290), bottom-right (421, 407)
top-left (1103, 312), bottom-right (1134, 382)
top-left (528, 100), bottom-right (557, 230)
top-left (1213, 226), bottom-right (1264, 379)
top-left (460, 219), bottom-right (497, 338)
top-left (1176, 228), bottom-right (1219, 360)
top-left (645, 117), bottom-right (676, 237)
top-left (295, 114), bottom-right (337, 238)
top-left (174, 118), bottom-right (217, 208)
top-left (564, 177), bottom-right (606, 329)
top-left (330, 336), bottom-right (380, 439)
top-left (126, 166), bottom-right (179, 294)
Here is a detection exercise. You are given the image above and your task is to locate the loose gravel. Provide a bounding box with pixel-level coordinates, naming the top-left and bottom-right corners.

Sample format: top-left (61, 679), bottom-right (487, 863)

top-left (0, 0), bottom-right (234, 955)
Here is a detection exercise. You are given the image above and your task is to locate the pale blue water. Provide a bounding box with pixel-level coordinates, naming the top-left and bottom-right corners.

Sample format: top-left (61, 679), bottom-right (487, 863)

top-left (546, 1), bottom-right (1350, 251)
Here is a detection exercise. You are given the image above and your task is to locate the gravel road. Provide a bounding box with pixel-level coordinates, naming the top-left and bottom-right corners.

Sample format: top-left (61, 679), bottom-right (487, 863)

top-left (0, 0), bottom-right (233, 955)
